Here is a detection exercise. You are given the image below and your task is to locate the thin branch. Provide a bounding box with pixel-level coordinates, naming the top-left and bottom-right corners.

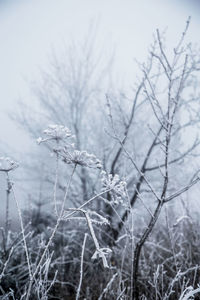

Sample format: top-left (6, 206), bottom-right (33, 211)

top-left (164, 176), bottom-right (200, 203)
top-left (76, 233), bottom-right (87, 300)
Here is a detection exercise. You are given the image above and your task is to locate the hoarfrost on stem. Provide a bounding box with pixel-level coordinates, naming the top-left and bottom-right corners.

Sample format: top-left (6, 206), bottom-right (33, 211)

top-left (92, 247), bottom-right (112, 269)
top-left (0, 157), bottom-right (19, 172)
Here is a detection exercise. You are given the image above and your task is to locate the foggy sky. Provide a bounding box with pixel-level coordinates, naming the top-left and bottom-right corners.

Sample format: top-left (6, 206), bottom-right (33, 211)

top-left (0, 0), bottom-right (199, 154)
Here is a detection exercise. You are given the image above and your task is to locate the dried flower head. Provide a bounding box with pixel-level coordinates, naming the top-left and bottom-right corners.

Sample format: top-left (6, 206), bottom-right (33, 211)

top-left (58, 147), bottom-right (102, 169)
top-left (37, 124), bottom-right (73, 145)
top-left (101, 171), bottom-right (127, 204)
top-left (0, 157), bottom-right (19, 172)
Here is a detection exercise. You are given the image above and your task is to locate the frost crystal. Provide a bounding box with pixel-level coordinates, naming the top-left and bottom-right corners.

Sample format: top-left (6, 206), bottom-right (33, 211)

top-left (101, 171), bottom-right (126, 204)
top-left (58, 147), bottom-right (102, 169)
top-left (37, 124), bottom-right (73, 145)
top-left (0, 157), bottom-right (19, 172)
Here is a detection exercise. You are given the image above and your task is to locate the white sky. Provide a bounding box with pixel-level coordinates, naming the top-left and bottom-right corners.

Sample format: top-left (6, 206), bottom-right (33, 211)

top-left (0, 0), bottom-right (199, 154)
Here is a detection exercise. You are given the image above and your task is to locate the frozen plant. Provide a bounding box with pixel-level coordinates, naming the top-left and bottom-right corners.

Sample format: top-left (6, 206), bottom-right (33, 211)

top-left (37, 125), bottom-right (102, 169)
top-left (0, 157), bottom-right (19, 172)
top-left (87, 210), bottom-right (110, 225)
top-left (37, 124), bottom-right (73, 145)
top-left (92, 247), bottom-right (112, 268)
top-left (0, 156), bottom-right (19, 245)
top-left (63, 208), bottom-right (111, 268)
top-left (58, 147), bottom-right (102, 169)
top-left (101, 171), bottom-right (127, 204)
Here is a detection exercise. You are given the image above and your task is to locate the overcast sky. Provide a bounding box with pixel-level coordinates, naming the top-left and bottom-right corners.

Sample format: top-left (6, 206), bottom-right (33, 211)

top-left (0, 0), bottom-right (199, 154)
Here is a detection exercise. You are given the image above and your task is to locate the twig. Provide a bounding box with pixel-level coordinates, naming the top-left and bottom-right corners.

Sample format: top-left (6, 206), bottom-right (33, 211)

top-left (76, 233), bottom-right (87, 300)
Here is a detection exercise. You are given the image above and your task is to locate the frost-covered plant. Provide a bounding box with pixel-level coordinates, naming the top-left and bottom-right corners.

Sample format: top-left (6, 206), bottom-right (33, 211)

top-left (19, 124), bottom-right (111, 299)
top-left (101, 171), bottom-right (127, 204)
top-left (37, 125), bottom-right (102, 169)
top-left (63, 207), bottom-right (111, 268)
top-left (92, 247), bottom-right (112, 268)
top-left (58, 147), bottom-right (102, 169)
top-left (37, 124), bottom-right (73, 145)
top-left (87, 210), bottom-right (110, 225)
top-left (0, 157), bottom-right (19, 172)
top-left (0, 156), bottom-right (19, 251)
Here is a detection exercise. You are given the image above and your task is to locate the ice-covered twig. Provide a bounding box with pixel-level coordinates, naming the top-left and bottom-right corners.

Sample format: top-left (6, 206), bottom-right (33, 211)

top-left (76, 233), bottom-right (87, 300)
top-left (0, 157), bottom-right (19, 172)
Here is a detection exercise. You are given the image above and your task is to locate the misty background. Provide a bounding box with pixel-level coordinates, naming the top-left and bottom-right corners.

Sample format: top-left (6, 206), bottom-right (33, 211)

top-left (0, 0), bottom-right (199, 224)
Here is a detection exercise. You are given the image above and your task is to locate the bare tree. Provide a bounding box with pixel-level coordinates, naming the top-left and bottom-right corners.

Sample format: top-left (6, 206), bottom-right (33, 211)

top-left (106, 17), bottom-right (200, 299)
top-left (14, 31), bottom-right (114, 208)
